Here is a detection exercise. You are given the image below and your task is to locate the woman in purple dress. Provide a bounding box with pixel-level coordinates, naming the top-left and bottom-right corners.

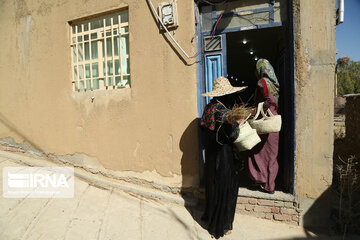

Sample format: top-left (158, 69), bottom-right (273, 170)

top-left (248, 59), bottom-right (280, 194)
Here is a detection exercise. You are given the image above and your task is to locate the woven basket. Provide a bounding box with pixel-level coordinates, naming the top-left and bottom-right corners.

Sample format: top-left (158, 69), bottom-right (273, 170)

top-left (233, 121), bottom-right (261, 152)
top-left (248, 102), bottom-right (282, 135)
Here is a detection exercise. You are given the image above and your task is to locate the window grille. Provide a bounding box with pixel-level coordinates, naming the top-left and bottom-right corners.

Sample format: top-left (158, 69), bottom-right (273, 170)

top-left (70, 10), bottom-right (130, 91)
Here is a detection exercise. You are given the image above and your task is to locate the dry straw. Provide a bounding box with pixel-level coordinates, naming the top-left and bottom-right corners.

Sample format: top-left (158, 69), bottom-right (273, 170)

top-left (225, 104), bottom-right (251, 125)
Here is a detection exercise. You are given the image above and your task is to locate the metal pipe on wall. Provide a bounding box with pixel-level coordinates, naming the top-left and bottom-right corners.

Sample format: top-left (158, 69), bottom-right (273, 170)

top-left (337, 0), bottom-right (344, 25)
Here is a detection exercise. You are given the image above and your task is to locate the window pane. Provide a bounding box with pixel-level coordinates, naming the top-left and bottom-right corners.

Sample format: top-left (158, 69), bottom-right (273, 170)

top-left (121, 33), bottom-right (129, 74)
top-left (91, 19), bottom-right (103, 30)
top-left (120, 33), bottom-right (129, 56)
top-left (107, 60), bottom-right (113, 76)
top-left (84, 35), bottom-right (89, 41)
top-left (79, 65), bottom-right (84, 79)
top-left (84, 24), bottom-right (89, 32)
top-left (92, 63), bottom-right (99, 77)
top-left (113, 16), bottom-right (119, 25)
top-left (105, 16), bottom-right (111, 26)
top-left (120, 11), bottom-right (129, 23)
top-left (74, 81), bottom-right (79, 91)
top-left (93, 79), bottom-right (100, 89)
top-left (85, 42), bottom-right (90, 60)
top-left (106, 38), bottom-right (112, 57)
top-left (85, 64), bottom-right (91, 78)
top-left (79, 80), bottom-right (84, 90)
top-left (72, 25), bottom-right (76, 34)
top-left (77, 24), bottom-right (82, 33)
top-left (123, 76), bottom-right (130, 86)
top-left (108, 77), bottom-right (113, 86)
top-left (121, 27), bottom-right (128, 33)
top-left (122, 58), bottom-right (130, 74)
top-left (72, 37), bottom-right (76, 44)
top-left (78, 43), bottom-right (83, 62)
top-left (73, 46), bottom-right (77, 63)
top-left (86, 79), bottom-right (92, 90)
top-left (77, 36), bottom-right (82, 42)
top-left (115, 76), bottom-right (121, 87)
top-left (91, 33), bottom-right (97, 39)
top-left (120, 31), bottom-right (129, 72)
top-left (91, 41), bottom-right (98, 59)
top-left (115, 60), bottom-right (120, 75)
top-left (114, 36), bottom-right (119, 56)
top-left (74, 66), bottom-right (78, 80)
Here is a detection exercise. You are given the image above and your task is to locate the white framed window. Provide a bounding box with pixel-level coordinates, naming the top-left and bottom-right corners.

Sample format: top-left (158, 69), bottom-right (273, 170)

top-left (70, 10), bottom-right (130, 91)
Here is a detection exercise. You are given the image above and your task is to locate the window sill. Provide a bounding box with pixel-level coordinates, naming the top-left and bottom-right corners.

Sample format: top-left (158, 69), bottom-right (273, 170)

top-left (71, 86), bottom-right (132, 103)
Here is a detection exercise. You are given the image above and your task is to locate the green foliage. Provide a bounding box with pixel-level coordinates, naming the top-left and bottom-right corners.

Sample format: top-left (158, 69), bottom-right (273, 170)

top-left (337, 58), bottom-right (360, 95)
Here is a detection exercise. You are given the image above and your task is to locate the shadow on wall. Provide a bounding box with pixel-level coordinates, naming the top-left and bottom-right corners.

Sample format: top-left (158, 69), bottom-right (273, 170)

top-left (276, 187), bottom-right (359, 239)
top-left (301, 144), bottom-right (359, 237)
top-left (179, 118), bottom-right (200, 192)
top-left (299, 97), bottom-right (360, 238)
top-left (0, 111), bottom-right (42, 151)
top-left (267, 236), bottom-right (354, 240)
top-left (302, 187), bottom-right (334, 235)
top-left (179, 118), bottom-right (209, 231)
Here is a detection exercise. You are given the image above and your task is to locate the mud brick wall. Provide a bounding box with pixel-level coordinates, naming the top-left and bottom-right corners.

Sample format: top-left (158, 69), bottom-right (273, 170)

top-left (345, 95), bottom-right (360, 157)
top-left (236, 197), bottom-right (301, 225)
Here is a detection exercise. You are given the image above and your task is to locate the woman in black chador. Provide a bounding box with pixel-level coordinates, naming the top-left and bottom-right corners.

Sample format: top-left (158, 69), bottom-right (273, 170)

top-left (200, 77), bottom-right (247, 239)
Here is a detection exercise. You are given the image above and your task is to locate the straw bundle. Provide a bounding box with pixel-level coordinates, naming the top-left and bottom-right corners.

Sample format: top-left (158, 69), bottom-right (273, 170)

top-left (225, 104), bottom-right (251, 125)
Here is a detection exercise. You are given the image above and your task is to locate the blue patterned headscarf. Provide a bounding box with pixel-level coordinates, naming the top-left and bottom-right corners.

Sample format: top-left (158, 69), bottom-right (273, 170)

top-left (256, 59), bottom-right (280, 105)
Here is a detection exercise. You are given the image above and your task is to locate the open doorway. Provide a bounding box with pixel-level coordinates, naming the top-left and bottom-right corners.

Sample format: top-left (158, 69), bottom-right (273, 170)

top-left (226, 26), bottom-right (286, 104)
top-left (196, 0), bottom-right (295, 194)
top-left (225, 26), bottom-right (291, 193)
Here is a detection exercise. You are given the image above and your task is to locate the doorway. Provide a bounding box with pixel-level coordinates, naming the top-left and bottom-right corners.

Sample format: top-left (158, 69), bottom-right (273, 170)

top-left (225, 26), bottom-right (289, 192)
top-left (197, 0), bottom-right (295, 194)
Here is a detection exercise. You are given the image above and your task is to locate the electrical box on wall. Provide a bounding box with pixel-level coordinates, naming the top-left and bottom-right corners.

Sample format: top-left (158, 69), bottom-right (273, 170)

top-left (158, 0), bottom-right (178, 29)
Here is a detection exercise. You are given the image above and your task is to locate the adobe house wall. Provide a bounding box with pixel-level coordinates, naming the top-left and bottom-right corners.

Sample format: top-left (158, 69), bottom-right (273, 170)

top-left (293, 0), bottom-right (336, 228)
top-left (0, 0), bottom-right (199, 189)
top-left (0, 1), bottom-right (339, 229)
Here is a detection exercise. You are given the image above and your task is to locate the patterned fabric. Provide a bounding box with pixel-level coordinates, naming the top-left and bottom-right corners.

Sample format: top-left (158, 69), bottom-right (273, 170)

top-left (256, 59), bottom-right (280, 105)
top-left (200, 101), bottom-right (220, 131)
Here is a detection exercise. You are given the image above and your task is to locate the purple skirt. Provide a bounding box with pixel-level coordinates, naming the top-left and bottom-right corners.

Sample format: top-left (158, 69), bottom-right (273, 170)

top-left (248, 104), bottom-right (279, 192)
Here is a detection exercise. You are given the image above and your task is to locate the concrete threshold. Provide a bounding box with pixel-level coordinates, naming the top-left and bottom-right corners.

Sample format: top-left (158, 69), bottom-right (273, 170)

top-left (238, 188), bottom-right (295, 202)
top-left (0, 150), bottom-right (198, 207)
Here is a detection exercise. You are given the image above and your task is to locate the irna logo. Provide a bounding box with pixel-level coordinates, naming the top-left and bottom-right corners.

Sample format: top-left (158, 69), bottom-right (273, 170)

top-left (3, 167), bottom-right (74, 198)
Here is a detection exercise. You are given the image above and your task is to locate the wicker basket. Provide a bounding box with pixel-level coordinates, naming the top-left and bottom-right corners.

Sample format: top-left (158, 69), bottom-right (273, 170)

top-left (233, 121), bottom-right (261, 152)
top-left (248, 102), bottom-right (282, 135)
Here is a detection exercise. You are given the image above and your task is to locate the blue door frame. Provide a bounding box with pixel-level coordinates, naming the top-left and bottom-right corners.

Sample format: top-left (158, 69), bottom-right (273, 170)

top-left (195, 1), bottom-right (296, 195)
top-left (203, 34), bottom-right (227, 104)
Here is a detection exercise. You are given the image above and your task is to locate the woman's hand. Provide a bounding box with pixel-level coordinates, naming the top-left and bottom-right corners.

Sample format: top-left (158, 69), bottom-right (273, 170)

top-left (250, 108), bottom-right (257, 117)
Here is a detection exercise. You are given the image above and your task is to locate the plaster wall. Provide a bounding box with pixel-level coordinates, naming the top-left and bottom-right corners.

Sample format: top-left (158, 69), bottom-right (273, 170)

top-left (293, 0), bottom-right (336, 199)
top-left (0, 0), bottom-right (199, 188)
